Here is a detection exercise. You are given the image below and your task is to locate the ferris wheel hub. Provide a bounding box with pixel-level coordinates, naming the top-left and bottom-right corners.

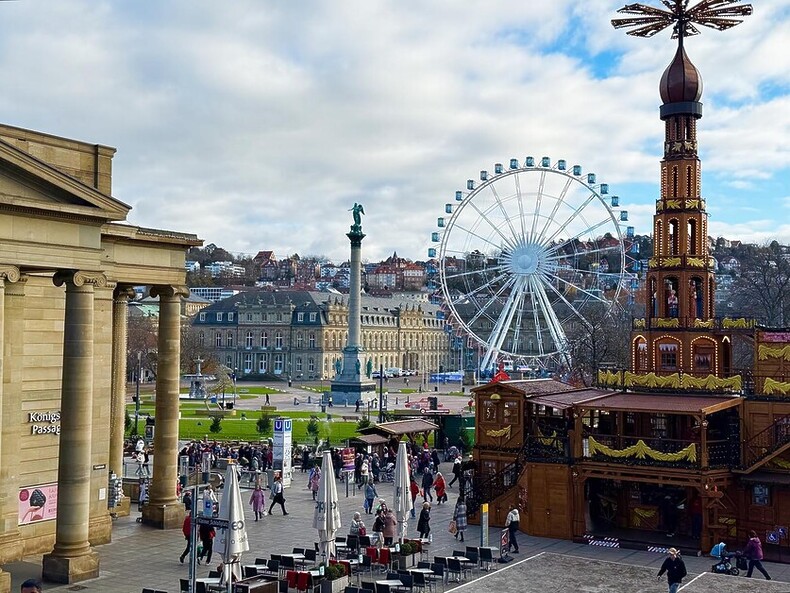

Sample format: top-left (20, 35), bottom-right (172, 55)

top-left (503, 241), bottom-right (546, 276)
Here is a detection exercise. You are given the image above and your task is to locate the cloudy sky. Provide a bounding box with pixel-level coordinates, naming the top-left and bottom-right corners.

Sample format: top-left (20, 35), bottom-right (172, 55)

top-left (1, 0), bottom-right (788, 263)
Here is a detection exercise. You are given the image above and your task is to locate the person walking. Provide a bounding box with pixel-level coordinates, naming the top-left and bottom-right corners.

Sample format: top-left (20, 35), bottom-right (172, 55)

top-left (744, 530), bottom-right (772, 580)
top-left (433, 471), bottom-right (447, 504)
top-left (179, 513), bottom-right (192, 563)
top-left (448, 457), bottom-right (462, 488)
top-left (656, 548), bottom-right (687, 593)
top-left (197, 522), bottom-right (215, 565)
top-left (452, 496), bottom-right (467, 542)
top-left (505, 507), bottom-right (520, 553)
top-left (382, 507), bottom-right (397, 545)
top-left (364, 479), bottom-right (378, 514)
top-left (421, 467), bottom-right (434, 502)
top-left (203, 483), bottom-right (218, 517)
top-left (268, 475), bottom-right (288, 515)
top-left (308, 466), bottom-right (321, 501)
top-left (349, 511), bottom-right (366, 537)
top-left (249, 484), bottom-right (266, 521)
top-left (417, 502), bottom-right (432, 541)
top-left (409, 476), bottom-right (419, 518)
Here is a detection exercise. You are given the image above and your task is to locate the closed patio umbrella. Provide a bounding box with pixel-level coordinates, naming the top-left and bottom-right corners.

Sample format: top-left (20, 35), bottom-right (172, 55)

top-left (217, 462), bottom-right (249, 593)
top-left (313, 450), bottom-right (342, 561)
top-left (393, 441), bottom-right (413, 543)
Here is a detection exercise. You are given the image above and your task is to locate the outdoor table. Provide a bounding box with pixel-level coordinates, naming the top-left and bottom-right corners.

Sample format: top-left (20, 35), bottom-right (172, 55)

top-left (375, 579), bottom-right (405, 593)
top-left (280, 553), bottom-right (307, 569)
top-left (408, 568), bottom-right (433, 574)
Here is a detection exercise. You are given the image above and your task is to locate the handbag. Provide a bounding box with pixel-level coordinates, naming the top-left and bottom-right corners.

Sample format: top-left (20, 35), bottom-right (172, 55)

top-left (448, 520), bottom-right (458, 535)
top-left (359, 526), bottom-right (367, 536)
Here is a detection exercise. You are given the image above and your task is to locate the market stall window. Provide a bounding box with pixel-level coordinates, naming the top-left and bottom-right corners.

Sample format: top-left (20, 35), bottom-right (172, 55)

top-left (752, 484), bottom-right (770, 506)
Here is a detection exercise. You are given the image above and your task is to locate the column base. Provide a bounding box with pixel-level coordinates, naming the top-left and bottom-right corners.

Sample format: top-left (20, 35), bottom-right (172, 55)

top-left (42, 549), bottom-right (100, 584)
top-left (89, 513), bottom-right (113, 545)
top-left (0, 531), bottom-right (24, 564)
top-left (142, 502), bottom-right (184, 529)
top-left (113, 496), bottom-right (132, 518)
top-left (0, 569), bottom-right (10, 593)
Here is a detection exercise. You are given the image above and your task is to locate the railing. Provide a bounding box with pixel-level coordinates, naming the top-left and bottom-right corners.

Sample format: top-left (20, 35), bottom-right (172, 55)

top-left (582, 434), bottom-right (699, 468)
top-left (742, 414), bottom-right (790, 470)
top-left (524, 434), bottom-right (570, 463)
top-left (464, 458), bottom-right (523, 517)
top-left (632, 316), bottom-right (756, 331)
top-left (708, 439), bottom-right (737, 469)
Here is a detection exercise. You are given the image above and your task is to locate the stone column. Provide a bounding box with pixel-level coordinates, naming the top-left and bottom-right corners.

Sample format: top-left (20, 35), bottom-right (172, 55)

top-left (43, 270), bottom-right (106, 583)
top-left (347, 231), bottom-right (364, 349)
top-left (142, 285), bottom-right (188, 529)
top-left (0, 266), bottom-right (23, 592)
top-left (109, 286), bottom-right (136, 480)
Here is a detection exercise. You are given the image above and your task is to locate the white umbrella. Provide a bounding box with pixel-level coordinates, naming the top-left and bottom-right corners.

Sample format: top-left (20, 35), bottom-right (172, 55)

top-left (217, 463), bottom-right (249, 592)
top-left (312, 451), bottom-right (341, 561)
top-left (393, 441), bottom-right (413, 543)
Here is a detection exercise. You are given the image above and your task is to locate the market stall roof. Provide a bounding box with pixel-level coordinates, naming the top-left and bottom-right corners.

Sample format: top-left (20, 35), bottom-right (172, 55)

top-left (351, 434), bottom-right (389, 446)
top-left (472, 378), bottom-right (577, 396)
top-left (575, 391), bottom-right (742, 415)
top-left (527, 388), bottom-right (612, 410)
top-left (739, 471), bottom-right (790, 485)
top-left (359, 419), bottom-right (438, 437)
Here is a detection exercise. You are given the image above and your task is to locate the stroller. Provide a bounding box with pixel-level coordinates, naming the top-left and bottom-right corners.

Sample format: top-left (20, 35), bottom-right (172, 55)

top-left (380, 462), bottom-right (395, 483)
top-left (710, 544), bottom-right (743, 576)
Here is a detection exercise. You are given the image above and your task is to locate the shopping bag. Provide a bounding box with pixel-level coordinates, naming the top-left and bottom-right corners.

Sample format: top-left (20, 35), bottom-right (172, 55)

top-left (448, 520), bottom-right (458, 535)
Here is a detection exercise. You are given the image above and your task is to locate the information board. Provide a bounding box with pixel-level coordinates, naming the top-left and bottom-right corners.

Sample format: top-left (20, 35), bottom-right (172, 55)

top-left (273, 418), bottom-right (293, 487)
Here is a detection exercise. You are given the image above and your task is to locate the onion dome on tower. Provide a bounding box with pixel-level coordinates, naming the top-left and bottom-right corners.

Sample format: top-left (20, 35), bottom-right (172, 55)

top-left (659, 45), bottom-right (703, 104)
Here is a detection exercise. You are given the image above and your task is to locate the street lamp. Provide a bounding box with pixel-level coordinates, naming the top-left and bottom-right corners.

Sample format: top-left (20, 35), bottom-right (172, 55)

top-left (232, 367), bottom-right (238, 407)
top-left (133, 352), bottom-right (141, 436)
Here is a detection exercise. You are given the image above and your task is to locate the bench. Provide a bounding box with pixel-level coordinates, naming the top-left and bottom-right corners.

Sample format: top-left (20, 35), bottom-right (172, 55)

top-left (260, 406), bottom-right (278, 412)
top-left (341, 415), bottom-right (358, 422)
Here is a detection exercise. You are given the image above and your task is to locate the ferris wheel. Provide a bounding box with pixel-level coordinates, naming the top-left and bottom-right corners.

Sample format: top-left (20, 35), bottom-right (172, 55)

top-left (430, 157), bottom-right (632, 372)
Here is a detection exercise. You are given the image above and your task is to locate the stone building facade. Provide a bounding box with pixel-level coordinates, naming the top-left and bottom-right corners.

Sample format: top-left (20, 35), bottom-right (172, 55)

top-left (193, 290), bottom-right (452, 381)
top-left (0, 123), bottom-right (200, 589)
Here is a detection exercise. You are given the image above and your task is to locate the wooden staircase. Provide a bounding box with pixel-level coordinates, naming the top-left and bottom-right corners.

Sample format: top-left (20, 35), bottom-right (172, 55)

top-left (734, 413), bottom-right (790, 474)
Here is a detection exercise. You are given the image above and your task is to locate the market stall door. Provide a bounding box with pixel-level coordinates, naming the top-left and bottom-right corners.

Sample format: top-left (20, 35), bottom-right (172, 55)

top-left (526, 464), bottom-right (572, 539)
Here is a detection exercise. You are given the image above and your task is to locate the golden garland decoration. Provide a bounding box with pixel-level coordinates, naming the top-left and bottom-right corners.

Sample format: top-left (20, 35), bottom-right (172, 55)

top-left (598, 370), bottom-right (623, 388)
top-left (534, 426), bottom-right (564, 451)
top-left (758, 345), bottom-right (790, 362)
top-left (654, 318), bottom-right (680, 328)
top-left (722, 318), bottom-right (751, 329)
top-left (769, 457), bottom-right (790, 470)
top-left (685, 199), bottom-right (700, 209)
top-left (633, 318), bottom-right (646, 329)
top-left (624, 371), bottom-right (681, 389)
top-left (664, 199), bottom-right (682, 210)
top-left (631, 507), bottom-right (657, 528)
top-left (618, 372), bottom-right (742, 392)
top-left (687, 257), bottom-right (706, 267)
top-left (663, 257), bottom-right (682, 267)
top-left (485, 425), bottom-right (511, 439)
top-left (682, 374), bottom-right (742, 392)
top-left (763, 378), bottom-right (790, 396)
top-left (588, 436), bottom-right (697, 463)
top-left (693, 319), bottom-right (715, 329)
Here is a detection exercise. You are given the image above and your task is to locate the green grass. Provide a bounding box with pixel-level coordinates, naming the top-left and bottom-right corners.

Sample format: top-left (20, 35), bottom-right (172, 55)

top-left (159, 417), bottom-right (359, 444)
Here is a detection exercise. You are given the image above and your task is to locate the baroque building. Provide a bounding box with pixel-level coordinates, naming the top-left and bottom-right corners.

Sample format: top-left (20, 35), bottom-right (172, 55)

top-left (193, 290), bottom-right (452, 382)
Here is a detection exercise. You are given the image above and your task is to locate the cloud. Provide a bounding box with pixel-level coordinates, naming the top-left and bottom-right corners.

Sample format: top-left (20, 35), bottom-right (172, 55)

top-left (0, 0), bottom-right (787, 262)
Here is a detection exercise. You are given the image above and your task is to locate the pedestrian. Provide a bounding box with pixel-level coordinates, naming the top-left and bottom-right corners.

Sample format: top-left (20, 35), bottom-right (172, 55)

top-left (249, 484), bottom-right (266, 521)
top-left (448, 457), bottom-right (462, 488)
top-left (657, 548), bottom-right (687, 593)
top-left (364, 479), bottom-right (378, 514)
top-left (505, 507), bottom-right (520, 553)
top-left (179, 513), bottom-right (192, 563)
top-left (417, 502), bottom-right (432, 541)
top-left (20, 579), bottom-right (42, 593)
top-left (203, 483), bottom-right (218, 517)
top-left (409, 476), bottom-right (419, 518)
top-left (265, 393), bottom-right (270, 405)
top-left (382, 507), bottom-right (397, 545)
top-left (197, 522), bottom-right (215, 565)
top-left (309, 466), bottom-right (321, 501)
top-left (302, 448), bottom-right (311, 473)
top-left (452, 496), bottom-right (467, 542)
top-left (744, 530), bottom-right (772, 580)
top-left (360, 457), bottom-right (370, 485)
top-left (135, 451), bottom-right (145, 477)
top-left (421, 467), bottom-right (434, 502)
top-left (355, 399), bottom-right (361, 413)
top-left (182, 489), bottom-right (193, 512)
top-left (142, 448), bottom-right (151, 477)
top-left (268, 475), bottom-right (288, 515)
top-left (350, 511), bottom-right (366, 537)
top-left (373, 509), bottom-right (385, 543)
top-left (433, 472), bottom-right (447, 504)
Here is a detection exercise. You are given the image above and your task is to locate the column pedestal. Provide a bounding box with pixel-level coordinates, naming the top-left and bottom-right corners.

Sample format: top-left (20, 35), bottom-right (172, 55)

top-left (43, 271), bottom-right (106, 584)
top-left (142, 285), bottom-right (188, 530)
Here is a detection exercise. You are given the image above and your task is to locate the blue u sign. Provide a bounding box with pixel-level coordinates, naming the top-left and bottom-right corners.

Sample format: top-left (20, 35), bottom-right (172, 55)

top-left (275, 420), bottom-right (283, 431)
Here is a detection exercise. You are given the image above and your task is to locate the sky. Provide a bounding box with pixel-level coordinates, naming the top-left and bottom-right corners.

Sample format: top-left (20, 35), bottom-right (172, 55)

top-left (1, 0), bottom-right (788, 263)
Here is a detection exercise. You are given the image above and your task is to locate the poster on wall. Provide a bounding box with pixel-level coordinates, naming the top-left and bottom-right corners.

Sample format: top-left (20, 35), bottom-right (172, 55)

top-left (19, 483), bottom-right (58, 525)
top-left (342, 448), bottom-right (356, 472)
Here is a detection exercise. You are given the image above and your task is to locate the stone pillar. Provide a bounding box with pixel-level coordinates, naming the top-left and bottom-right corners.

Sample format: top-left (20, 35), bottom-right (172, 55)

top-left (43, 271), bottom-right (106, 583)
top-left (142, 285), bottom-right (188, 529)
top-left (109, 286), bottom-right (136, 480)
top-left (347, 231), bottom-right (363, 349)
top-left (0, 266), bottom-right (23, 592)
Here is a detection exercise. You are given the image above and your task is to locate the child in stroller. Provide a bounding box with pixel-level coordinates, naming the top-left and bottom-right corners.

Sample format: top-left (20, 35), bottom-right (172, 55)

top-left (710, 541), bottom-right (742, 575)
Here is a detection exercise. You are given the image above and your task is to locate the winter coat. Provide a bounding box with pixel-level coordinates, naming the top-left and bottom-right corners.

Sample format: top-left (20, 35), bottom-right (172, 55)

top-left (409, 481), bottom-right (419, 501)
top-left (365, 483), bottom-right (378, 501)
top-left (382, 511), bottom-right (397, 539)
top-left (453, 502), bottom-right (467, 532)
top-left (421, 471), bottom-right (433, 490)
top-left (657, 556), bottom-right (687, 584)
top-left (745, 537), bottom-right (764, 560)
top-left (249, 488), bottom-right (266, 513)
top-left (350, 518), bottom-right (365, 536)
top-left (417, 508), bottom-right (431, 534)
top-left (199, 524), bottom-right (215, 544)
top-left (434, 475), bottom-right (446, 498)
top-left (309, 471), bottom-right (321, 492)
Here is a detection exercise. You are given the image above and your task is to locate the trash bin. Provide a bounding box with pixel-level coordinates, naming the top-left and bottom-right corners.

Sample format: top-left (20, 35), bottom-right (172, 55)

top-left (226, 402), bottom-right (234, 410)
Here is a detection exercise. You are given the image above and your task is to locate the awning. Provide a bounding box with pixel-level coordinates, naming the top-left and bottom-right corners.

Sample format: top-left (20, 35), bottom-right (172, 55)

top-left (739, 471), bottom-right (790, 486)
top-left (577, 392), bottom-right (742, 415)
top-left (359, 419), bottom-right (438, 437)
top-left (351, 434), bottom-right (389, 445)
top-left (528, 389), bottom-right (611, 410)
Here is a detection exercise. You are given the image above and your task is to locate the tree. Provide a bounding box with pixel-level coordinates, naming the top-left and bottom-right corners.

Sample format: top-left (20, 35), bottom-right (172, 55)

top-left (729, 243), bottom-right (790, 326)
top-left (127, 314), bottom-right (159, 380)
top-left (307, 417), bottom-right (320, 437)
top-left (257, 413), bottom-right (273, 435)
top-left (209, 415), bottom-right (223, 434)
top-left (565, 303), bottom-right (632, 386)
top-left (180, 324), bottom-right (220, 374)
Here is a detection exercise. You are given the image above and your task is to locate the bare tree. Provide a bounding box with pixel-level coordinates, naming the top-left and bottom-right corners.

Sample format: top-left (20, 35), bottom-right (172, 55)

top-left (566, 303), bottom-right (632, 386)
top-left (127, 314), bottom-right (159, 380)
top-left (730, 243), bottom-right (790, 327)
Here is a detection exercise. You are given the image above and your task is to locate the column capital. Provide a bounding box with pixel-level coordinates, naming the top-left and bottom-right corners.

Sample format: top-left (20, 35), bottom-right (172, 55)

top-left (0, 265), bottom-right (21, 283)
top-left (113, 285), bottom-right (137, 301)
top-left (150, 285), bottom-right (189, 299)
top-left (53, 270), bottom-right (108, 289)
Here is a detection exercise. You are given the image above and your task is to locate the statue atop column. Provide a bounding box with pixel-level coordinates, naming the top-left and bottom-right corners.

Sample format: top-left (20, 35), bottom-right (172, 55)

top-left (349, 203), bottom-right (365, 234)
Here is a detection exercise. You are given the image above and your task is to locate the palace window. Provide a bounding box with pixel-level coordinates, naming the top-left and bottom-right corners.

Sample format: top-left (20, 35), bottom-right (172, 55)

top-left (200, 312), bottom-right (206, 322)
top-left (309, 333), bottom-right (316, 348)
top-left (260, 331), bottom-right (268, 348)
top-left (199, 331), bottom-right (205, 346)
top-left (296, 333), bottom-right (304, 348)
top-left (308, 358), bottom-right (316, 372)
top-left (217, 312), bottom-right (223, 321)
top-left (215, 332), bottom-right (222, 347)
top-left (297, 312), bottom-right (304, 322)
top-left (244, 353), bottom-right (252, 373)
top-left (274, 354), bottom-right (284, 373)
top-left (295, 357), bottom-right (303, 372)
top-left (310, 312), bottom-right (317, 322)
top-left (245, 331), bottom-right (253, 348)
top-left (228, 312), bottom-right (234, 322)
top-left (259, 357), bottom-right (267, 373)
top-left (226, 332), bottom-right (234, 347)
top-left (275, 331), bottom-right (283, 349)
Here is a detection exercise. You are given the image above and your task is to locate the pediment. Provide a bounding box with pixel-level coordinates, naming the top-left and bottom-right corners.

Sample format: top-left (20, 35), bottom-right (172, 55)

top-left (0, 138), bottom-right (130, 221)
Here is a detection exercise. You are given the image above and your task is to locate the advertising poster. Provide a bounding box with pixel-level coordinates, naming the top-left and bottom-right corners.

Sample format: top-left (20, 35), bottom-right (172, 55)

top-left (342, 447), bottom-right (356, 472)
top-left (273, 418), bottom-right (293, 487)
top-left (19, 483), bottom-right (58, 525)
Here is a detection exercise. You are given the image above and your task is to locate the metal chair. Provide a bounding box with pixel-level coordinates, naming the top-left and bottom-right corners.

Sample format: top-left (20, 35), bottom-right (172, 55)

top-left (478, 547), bottom-right (496, 571)
top-left (243, 565), bottom-right (258, 578)
top-left (304, 549), bottom-right (317, 562)
top-left (411, 571), bottom-right (429, 593)
top-left (179, 579), bottom-right (190, 593)
top-left (293, 547), bottom-right (305, 555)
top-left (428, 564), bottom-right (444, 590)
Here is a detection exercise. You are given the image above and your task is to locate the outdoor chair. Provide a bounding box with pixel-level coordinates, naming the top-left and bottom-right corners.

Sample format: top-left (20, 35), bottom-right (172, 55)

top-left (411, 571), bottom-right (429, 593)
top-left (359, 535), bottom-right (372, 547)
top-left (179, 579), bottom-right (190, 593)
top-left (208, 570), bottom-right (221, 579)
top-left (428, 564), bottom-right (444, 591)
top-left (296, 571), bottom-right (313, 593)
top-left (281, 555), bottom-right (296, 572)
top-left (293, 547), bottom-right (305, 555)
top-left (194, 582), bottom-right (208, 593)
top-left (455, 549), bottom-right (477, 573)
top-left (256, 557), bottom-right (269, 565)
top-left (344, 587), bottom-right (360, 593)
top-left (396, 573), bottom-right (413, 593)
top-left (278, 580), bottom-right (288, 593)
top-left (432, 557), bottom-right (446, 567)
top-left (304, 549), bottom-right (317, 562)
top-left (360, 581), bottom-right (377, 593)
top-left (478, 547), bottom-right (496, 571)
top-left (446, 558), bottom-right (463, 583)
top-left (244, 565), bottom-right (259, 578)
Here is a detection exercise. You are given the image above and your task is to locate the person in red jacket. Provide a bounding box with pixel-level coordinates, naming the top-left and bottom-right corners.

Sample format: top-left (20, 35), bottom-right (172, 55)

top-left (179, 514), bottom-right (192, 563)
top-left (744, 530), bottom-right (772, 580)
top-left (409, 476), bottom-right (419, 518)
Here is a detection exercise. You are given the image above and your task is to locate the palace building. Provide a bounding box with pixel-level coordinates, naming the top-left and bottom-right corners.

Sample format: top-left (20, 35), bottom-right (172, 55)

top-left (0, 123), bottom-right (200, 589)
top-left (467, 10), bottom-right (790, 560)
